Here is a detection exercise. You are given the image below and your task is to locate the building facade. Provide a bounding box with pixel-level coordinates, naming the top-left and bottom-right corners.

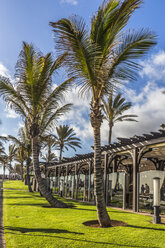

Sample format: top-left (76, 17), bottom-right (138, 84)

top-left (37, 126), bottom-right (165, 214)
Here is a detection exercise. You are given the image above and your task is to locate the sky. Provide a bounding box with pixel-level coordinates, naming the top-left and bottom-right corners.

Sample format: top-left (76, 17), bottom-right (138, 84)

top-left (0, 0), bottom-right (165, 165)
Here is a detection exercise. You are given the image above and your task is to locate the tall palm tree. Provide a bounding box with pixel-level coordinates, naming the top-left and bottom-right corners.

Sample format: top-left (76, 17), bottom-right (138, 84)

top-left (0, 42), bottom-right (73, 207)
top-left (50, 0), bottom-right (156, 226)
top-left (55, 125), bottom-right (81, 161)
top-left (102, 92), bottom-right (137, 145)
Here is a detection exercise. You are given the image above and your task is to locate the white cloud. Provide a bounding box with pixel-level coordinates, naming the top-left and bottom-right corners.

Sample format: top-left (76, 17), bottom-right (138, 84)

top-left (57, 50), bottom-right (165, 147)
top-left (60, 0), bottom-right (78, 5)
top-left (0, 62), bottom-right (11, 78)
top-left (101, 82), bottom-right (165, 144)
top-left (1, 133), bottom-right (8, 137)
top-left (5, 108), bottom-right (19, 119)
top-left (153, 50), bottom-right (165, 65)
top-left (58, 86), bottom-right (92, 142)
top-left (140, 50), bottom-right (165, 81)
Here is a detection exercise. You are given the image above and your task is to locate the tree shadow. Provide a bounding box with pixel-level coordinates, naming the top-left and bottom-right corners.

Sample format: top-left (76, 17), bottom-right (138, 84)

top-left (126, 224), bottom-right (165, 231)
top-left (4, 196), bottom-right (32, 199)
top-left (109, 210), bottom-right (135, 215)
top-left (5, 226), bottom-right (84, 235)
top-left (71, 207), bottom-right (97, 212)
top-left (4, 228), bottom-right (158, 248)
top-left (3, 188), bottom-right (28, 191)
top-left (7, 203), bottom-right (49, 207)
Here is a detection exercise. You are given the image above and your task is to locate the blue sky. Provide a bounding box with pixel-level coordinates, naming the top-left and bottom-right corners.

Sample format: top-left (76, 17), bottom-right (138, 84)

top-left (0, 0), bottom-right (165, 163)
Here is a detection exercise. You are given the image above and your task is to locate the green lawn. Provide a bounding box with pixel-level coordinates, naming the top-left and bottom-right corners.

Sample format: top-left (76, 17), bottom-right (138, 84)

top-left (3, 181), bottom-right (165, 248)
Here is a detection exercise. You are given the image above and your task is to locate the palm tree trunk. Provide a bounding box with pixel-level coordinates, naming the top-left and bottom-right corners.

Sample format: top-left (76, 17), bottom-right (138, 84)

top-left (108, 124), bottom-right (113, 145)
top-left (31, 125), bottom-right (67, 208)
top-left (21, 162), bottom-right (24, 181)
top-left (59, 146), bottom-right (62, 162)
top-left (3, 165), bottom-right (5, 181)
top-left (90, 102), bottom-right (111, 227)
top-left (26, 158), bottom-right (33, 193)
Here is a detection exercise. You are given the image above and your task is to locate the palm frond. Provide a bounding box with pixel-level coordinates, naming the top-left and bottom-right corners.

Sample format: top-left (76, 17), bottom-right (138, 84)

top-left (107, 29), bottom-right (156, 82)
top-left (91, 0), bottom-right (143, 55)
top-left (50, 17), bottom-right (102, 95)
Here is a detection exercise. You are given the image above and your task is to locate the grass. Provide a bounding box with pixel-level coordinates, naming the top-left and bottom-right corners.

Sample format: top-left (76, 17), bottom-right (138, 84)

top-left (3, 180), bottom-right (165, 248)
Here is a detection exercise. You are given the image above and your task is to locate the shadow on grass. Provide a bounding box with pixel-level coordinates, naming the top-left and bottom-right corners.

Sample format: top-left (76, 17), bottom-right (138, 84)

top-left (3, 188), bottom-right (28, 191)
top-left (126, 224), bottom-right (165, 231)
top-left (109, 211), bottom-right (136, 215)
top-left (4, 227), bottom-right (158, 248)
top-left (5, 226), bottom-right (84, 235)
top-left (4, 196), bottom-right (32, 199)
top-left (7, 202), bottom-right (77, 208)
top-left (7, 203), bottom-right (49, 207)
top-left (71, 207), bottom-right (96, 212)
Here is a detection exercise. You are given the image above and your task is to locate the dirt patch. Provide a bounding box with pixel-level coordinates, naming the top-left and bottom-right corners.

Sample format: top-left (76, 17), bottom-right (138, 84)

top-left (83, 219), bottom-right (128, 228)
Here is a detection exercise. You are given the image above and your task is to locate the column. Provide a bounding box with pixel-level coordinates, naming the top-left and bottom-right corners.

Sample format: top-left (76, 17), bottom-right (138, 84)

top-left (123, 173), bottom-right (126, 209)
top-left (104, 152), bottom-right (108, 205)
top-left (75, 164), bottom-right (79, 200)
top-left (84, 174), bottom-right (87, 201)
top-left (58, 166), bottom-right (61, 195)
top-left (88, 160), bottom-right (92, 202)
top-left (132, 148), bottom-right (139, 212)
top-left (65, 165), bottom-right (69, 197)
top-left (33, 178), bottom-right (36, 191)
top-left (54, 167), bottom-right (56, 193)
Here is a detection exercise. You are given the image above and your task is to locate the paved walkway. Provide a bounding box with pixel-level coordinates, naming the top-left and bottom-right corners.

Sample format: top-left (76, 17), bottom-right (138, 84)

top-left (0, 181), bottom-right (6, 248)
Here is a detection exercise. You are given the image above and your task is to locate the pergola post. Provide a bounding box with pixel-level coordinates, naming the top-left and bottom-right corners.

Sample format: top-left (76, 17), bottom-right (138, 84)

top-left (33, 178), bottom-right (36, 191)
top-left (65, 165), bottom-right (69, 197)
top-left (88, 160), bottom-right (92, 202)
top-left (58, 166), bottom-right (61, 195)
top-left (132, 148), bottom-right (139, 212)
top-left (84, 174), bottom-right (87, 201)
top-left (72, 174), bottom-right (75, 199)
top-left (75, 164), bottom-right (79, 200)
top-left (72, 163), bottom-right (77, 199)
top-left (112, 157), bottom-right (117, 173)
top-left (104, 152), bottom-right (108, 205)
top-left (123, 173), bottom-right (126, 209)
top-left (54, 167), bottom-right (57, 193)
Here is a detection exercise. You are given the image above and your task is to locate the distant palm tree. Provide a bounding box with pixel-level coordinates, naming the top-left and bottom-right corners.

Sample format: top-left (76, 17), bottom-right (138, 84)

top-left (102, 92), bottom-right (137, 145)
top-left (0, 42), bottom-right (73, 207)
top-left (0, 153), bottom-right (8, 181)
top-left (8, 127), bottom-right (33, 192)
top-left (41, 134), bottom-right (58, 175)
top-left (14, 145), bottom-right (26, 181)
top-left (8, 144), bottom-right (17, 179)
top-left (50, 0), bottom-right (156, 226)
top-left (55, 125), bottom-right (81, 161)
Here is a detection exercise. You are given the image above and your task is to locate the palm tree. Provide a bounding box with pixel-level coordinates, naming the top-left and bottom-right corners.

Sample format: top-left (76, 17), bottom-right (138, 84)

top-left (50, 0), bottom-right (156, 226)
top-left (8, 144), bottom-right (17, 179)
top-left (0, 137), bottom-right (8, 180)
top-left (102, 92), bottom-right (137, 145)
top-left (14, 145), bottom-right (26, 181)
top-left (55, 125), bottom-right (81, 161)
top-left (0, 153), bottom-right (8, 181)
top-left (0, 42), bottom-right (73, 207)
top-left (41, 134), bottom-right (58, 175)
top-left (8, 127), bottom-right (33, 192)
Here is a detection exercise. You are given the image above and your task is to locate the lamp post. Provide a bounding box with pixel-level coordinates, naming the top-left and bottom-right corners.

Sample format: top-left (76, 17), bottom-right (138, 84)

top-left (153, 177), bottom-right (161, 224)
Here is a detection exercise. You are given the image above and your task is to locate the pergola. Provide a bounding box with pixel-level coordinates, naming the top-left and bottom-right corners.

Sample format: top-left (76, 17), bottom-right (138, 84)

top-left (43, 125), bottom-right (165, 212)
